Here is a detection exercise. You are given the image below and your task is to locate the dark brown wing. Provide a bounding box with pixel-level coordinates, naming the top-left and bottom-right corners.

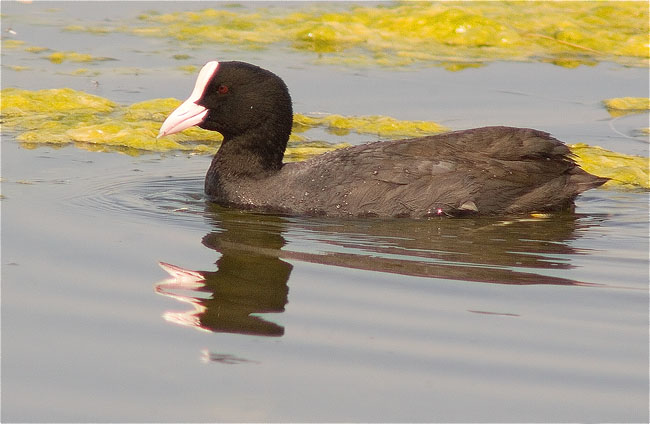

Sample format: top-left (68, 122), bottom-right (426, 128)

top-left (275, 126), bottom-right (606, 217)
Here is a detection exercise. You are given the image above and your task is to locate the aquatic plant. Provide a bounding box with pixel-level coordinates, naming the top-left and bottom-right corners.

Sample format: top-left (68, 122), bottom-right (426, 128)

top-left (1, 87), bottom-right (647, 188)
top-left (293, 114), bottom-right (448, 138)
top-left (603, 97), bottom-right (650, 117)
top-left (47, 51), bottom-right (114, 64)
top-left (60, 1), bottom-right (648, 69)
top-left (570, 144), bottom-right (649, 189)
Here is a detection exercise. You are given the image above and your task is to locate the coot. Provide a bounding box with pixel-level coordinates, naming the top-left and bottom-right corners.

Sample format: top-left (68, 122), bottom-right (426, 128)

top-left (159, 61), bottom-right (606, 217)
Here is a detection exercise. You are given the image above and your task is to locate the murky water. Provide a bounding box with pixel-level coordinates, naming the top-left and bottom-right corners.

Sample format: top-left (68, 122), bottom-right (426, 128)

top-left (2, 2), bottom-right (648, 422)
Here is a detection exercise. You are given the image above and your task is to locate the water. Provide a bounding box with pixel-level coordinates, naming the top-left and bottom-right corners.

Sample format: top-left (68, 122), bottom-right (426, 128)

top-left (2, 2), bottom-right (649, 422)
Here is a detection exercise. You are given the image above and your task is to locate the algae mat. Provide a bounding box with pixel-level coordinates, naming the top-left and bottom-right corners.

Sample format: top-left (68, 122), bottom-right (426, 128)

top-left (13, 2), bottom-right (649, 70)
top-left (2, 88), bottom-right (647, 189)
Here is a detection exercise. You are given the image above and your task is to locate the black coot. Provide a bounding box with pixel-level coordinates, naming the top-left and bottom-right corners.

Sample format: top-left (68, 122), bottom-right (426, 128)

top-left (159, 61), bottom-right (606, 217)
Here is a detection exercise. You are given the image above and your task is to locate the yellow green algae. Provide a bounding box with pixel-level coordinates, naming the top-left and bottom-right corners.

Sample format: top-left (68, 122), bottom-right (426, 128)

top-left (47, 51), bottom-right (113, 64)
top-left (1, 87), bottom-right (648, 189)
top-left (63, 24), bottom-right (111, 35)
top-left (1, 87), bottom-right (115, 115)
top-left (603, 97), bottom-right (650, 117)
top-left (570, 144), bottom-right (649, 189)
top-left (24, 46), bottom-right (49, 54)
top-left (1, 89), bottom-right (216, 154)
top-left (0, 88), bottom-right (347, 156)
top-left (2, 41), bottom-right (49, 55)
top-left (293, 114), bottom-right (448, 138)
top-left (2, 39), bottom-right (26, 49)
top-left (64, 68), bottom-right (100, 77)
top-left (61, 1), bottom-right (649, 69)
top-left (177, 65), bottom-right (199, 74)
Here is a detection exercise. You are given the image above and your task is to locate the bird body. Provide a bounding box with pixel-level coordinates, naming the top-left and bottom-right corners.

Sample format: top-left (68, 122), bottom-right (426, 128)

top-left (159, 61), bottom-right (606, 218)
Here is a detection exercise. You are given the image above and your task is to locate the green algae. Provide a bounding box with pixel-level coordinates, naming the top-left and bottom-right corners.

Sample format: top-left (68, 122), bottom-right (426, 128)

top-left (293, 113), bottom-right (448, 138)
top-left (65, 121), bottom-right (187, 152)
top-left (284, 140), bottom-right (350, 162)
top-left (123, 98), bottom-right (184, 122)
top-left (0, 88), bottom-right (447, 156)
top-left (570, 143), bottom-right (649, 189)
top-left (1, 87), bottom-right (116, 117)
top-left (177, 65), bottom-right (198, 74)
top-left (603, 97), bottom-right (650, 117)
top-left (6, 3), bottom-right (648, 70)
top-left (47, 51), bottom-right (114, 64)
top-left (4, 42), bottom-right (49, 55)
top-left (63, 24), bottom-right (111, 35)
top-left (65, 68), bottom-right (100, 76)
top-left (1, 90), bottom-right (220, 153)
top-left (115, 2), bottom-right (648, 69)
top-left (24, 46), bottom-right (49, 54)
top-left (2, 39), bottom-right (26, 49)
top-left (0, 89), bottom-right (335, 156)
top-left (2, 87), bottom-right (648, 189)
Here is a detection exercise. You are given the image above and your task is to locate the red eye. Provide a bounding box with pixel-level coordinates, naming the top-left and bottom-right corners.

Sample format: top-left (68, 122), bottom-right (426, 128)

top-left (217, 84), bottom-right (229, 94)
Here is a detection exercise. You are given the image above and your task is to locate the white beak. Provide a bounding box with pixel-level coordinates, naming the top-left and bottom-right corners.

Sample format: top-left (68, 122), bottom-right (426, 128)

top-left (157, 100), bottom-right (208, 138)
top-left (157, 61), bottom-right (220, 138)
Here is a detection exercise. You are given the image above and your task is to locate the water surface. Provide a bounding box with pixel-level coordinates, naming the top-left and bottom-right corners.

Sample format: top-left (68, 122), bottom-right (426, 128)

top-left (2, 2), bottom-right (648, 422)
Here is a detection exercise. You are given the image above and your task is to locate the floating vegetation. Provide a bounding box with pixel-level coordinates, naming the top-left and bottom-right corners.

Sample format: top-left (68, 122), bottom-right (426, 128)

top-left (284, 140), bottom-right (350, 162)
top-left (47, 51), bottom-right (114, 64)
top-left (603, 97), bottom-right (650, 117)
top-left (177, 65), bottom-right (199, 74)
top-left (1, 87), bottom-right (115, 115)
top-left (63, 24), bottom-right (111, 35)
top-left (58, 1), bottom-right (649, 69)
top-left (1, 89), bottom-right (216, 154)
top-left (3, 41), bottom-right (50, 55)
top-left (64, 68), bottom-right (101, 76)
top-left (2, 39), bottom-right (26, 49)
top-left (2, 87), bottom-right (118, 144)
top-left (0, 88), bottom-right (446, 153)
top-left (570, 144), bottom-right (649, 189)
top-left (24, 46), bottom-right (49, 54)
top-left (0, 88), bottom-right (347, 157)
top-left (293, 114), bottom-right (448, 138)
top-left (1, 87), bottom-right (647, 189)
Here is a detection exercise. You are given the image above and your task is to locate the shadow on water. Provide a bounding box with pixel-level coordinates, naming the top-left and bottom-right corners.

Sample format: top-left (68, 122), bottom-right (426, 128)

top-left (155, 204), bottom-right (605, 337)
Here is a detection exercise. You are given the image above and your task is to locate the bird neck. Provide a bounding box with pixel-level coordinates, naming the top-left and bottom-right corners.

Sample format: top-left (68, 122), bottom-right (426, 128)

top-left (211, 117), bottom-right (291, 177)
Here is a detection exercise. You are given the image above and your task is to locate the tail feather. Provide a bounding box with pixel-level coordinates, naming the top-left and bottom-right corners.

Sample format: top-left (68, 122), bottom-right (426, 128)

top-left (569, 167), bottom-right (609, 193)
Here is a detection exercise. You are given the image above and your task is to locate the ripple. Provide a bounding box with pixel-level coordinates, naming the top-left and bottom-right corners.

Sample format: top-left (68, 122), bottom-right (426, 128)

top-left (63, 164), bottom-right (208, 227)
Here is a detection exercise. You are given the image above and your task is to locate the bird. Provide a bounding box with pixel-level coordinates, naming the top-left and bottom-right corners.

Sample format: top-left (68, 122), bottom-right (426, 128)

top-left (158, 60), bottom-right (607, 218)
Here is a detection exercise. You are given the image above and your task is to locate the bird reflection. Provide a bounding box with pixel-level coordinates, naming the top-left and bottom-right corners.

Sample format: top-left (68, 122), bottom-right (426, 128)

top-left (155, 205), bottom-right (603, 336)
top-left (156, 209), bottom-right (291, 336)
top-left (284, 214), bottom-right (600, 286)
